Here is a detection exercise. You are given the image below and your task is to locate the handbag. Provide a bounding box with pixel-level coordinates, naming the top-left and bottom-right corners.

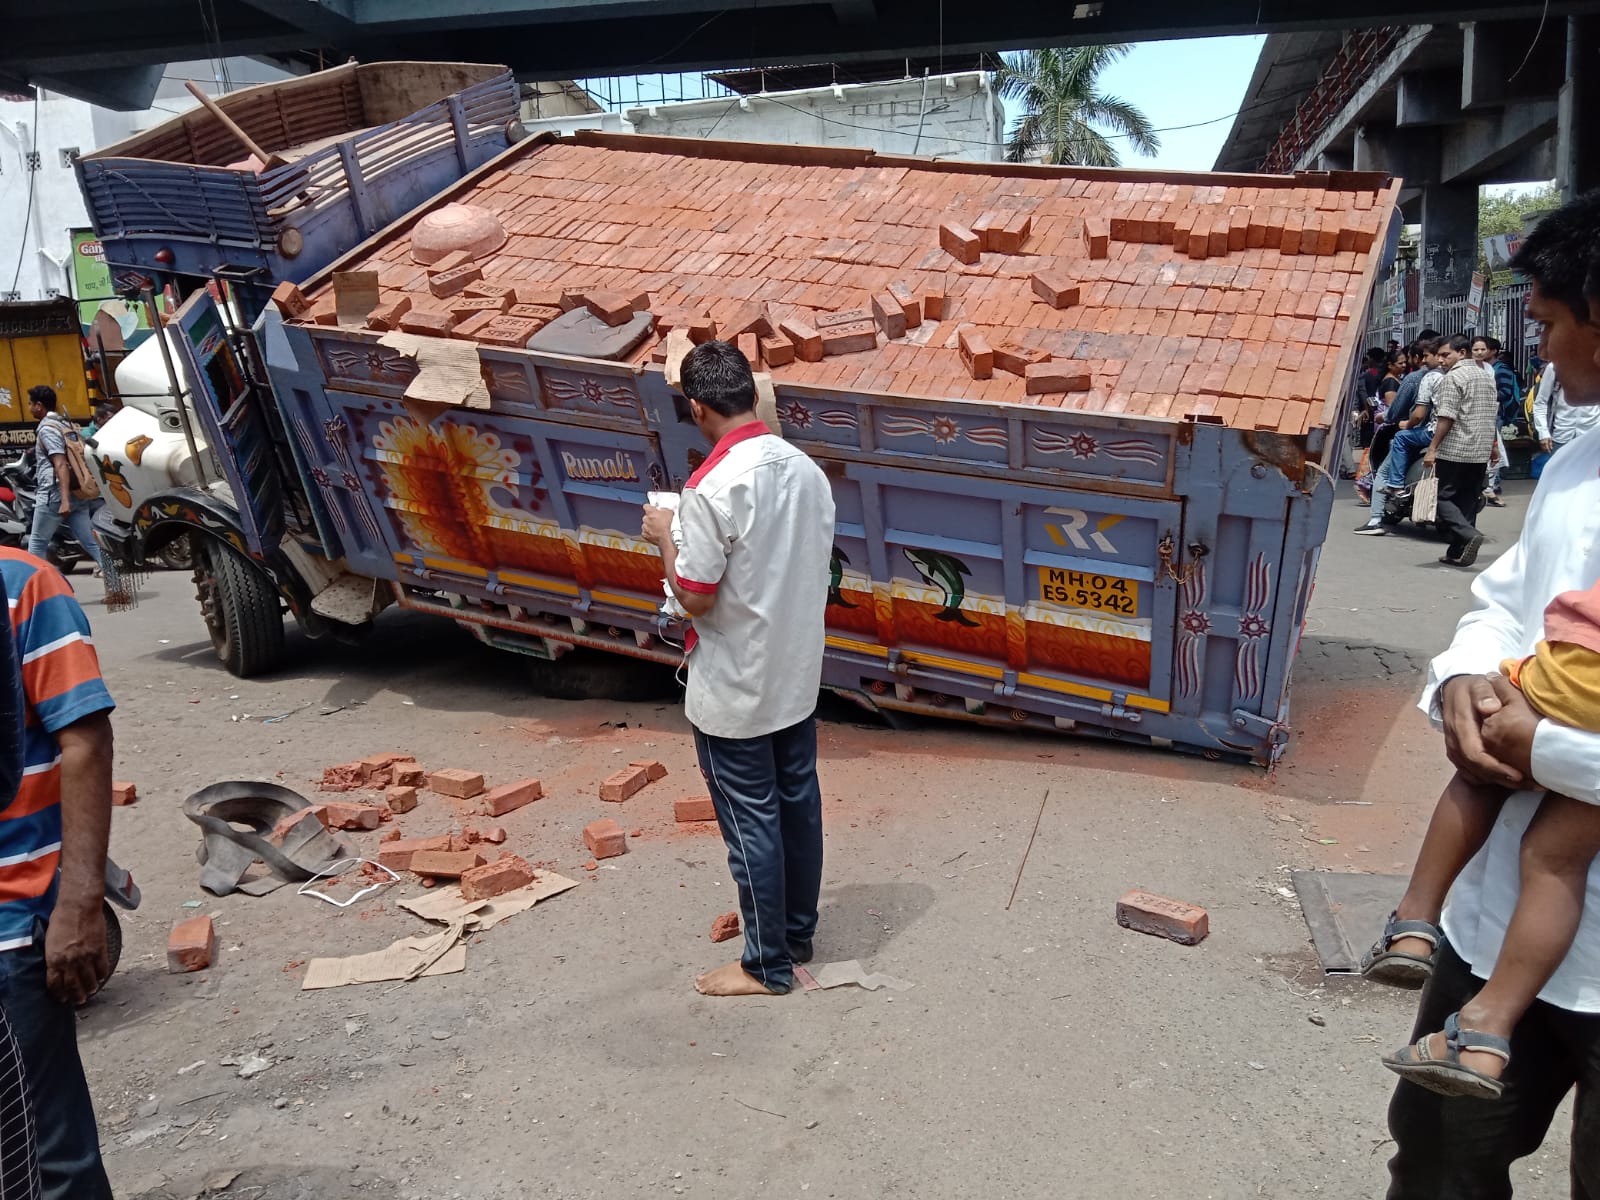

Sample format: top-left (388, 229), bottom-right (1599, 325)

top-left (1412, 466), bottom-right (1439, 524)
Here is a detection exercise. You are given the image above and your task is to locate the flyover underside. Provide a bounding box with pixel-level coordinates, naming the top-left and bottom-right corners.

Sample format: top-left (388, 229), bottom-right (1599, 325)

top-left (6, 0), bottom-right (1600, 109)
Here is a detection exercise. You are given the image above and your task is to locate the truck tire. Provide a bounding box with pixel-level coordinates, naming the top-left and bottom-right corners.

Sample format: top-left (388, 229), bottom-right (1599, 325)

top-left (197, 540), bottom-right (286, 677)
top-left (525, 649), bottom-right (677, 702)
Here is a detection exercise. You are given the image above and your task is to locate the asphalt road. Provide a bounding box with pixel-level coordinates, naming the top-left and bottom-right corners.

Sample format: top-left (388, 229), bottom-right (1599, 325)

top-left (72, 478), bottom-right (1575, 1200)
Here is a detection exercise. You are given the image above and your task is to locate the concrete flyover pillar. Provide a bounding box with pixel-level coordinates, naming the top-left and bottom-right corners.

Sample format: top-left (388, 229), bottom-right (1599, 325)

top-left (1419, 183), bottom-right (1478, 306)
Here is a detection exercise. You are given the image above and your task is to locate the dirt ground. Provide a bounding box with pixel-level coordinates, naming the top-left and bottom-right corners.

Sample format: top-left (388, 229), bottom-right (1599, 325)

top-left (74, 479), bottom-right (1575, 1200)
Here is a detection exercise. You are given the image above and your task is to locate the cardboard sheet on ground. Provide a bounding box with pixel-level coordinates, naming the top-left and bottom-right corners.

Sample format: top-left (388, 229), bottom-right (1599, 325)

top-left (795, 960), bottom-right (914, 992)
top-left (301, 923), bottom-right (467, 990)
top-left (398, 872), bottom-right (580, 929)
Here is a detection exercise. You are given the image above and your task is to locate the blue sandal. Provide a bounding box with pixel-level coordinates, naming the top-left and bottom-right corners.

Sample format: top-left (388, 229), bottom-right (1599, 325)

top-left (1360, 911), bottom-right (1440, 990)
top-left (1382, 1012), bottom-right (1510, 1100)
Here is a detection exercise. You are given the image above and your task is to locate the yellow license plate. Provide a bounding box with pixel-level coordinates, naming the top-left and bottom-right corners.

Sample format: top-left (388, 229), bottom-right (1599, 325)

top-left (1039, 568), bottom-right (1139, 616)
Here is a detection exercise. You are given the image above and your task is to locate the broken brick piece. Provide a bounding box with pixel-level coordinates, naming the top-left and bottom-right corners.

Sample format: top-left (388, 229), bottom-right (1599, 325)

top-left (584, 290), bottom-right (636, 327)
top-left (1025, 362), bottom-right (1091, 395)
top-left (888, 281), bottom-right (923, 327)
top-left (674, 796), bottom-right (717, 824)
top-left (1115, 889), bottom-right (1210, 945)
top-left (410, 849), bottom-right (488, 879)
top-left (366, 295), bottom-right (414, 332)
top-left (393, 763), bottom-right (426, 787)
top-left (429, 768), bottom-right (486, 799)
top-left (466, 824), bottom-right (508, 845)
top-left (958, 326), bottom-right (993, 380)
top-left (483, 777), bottom-right (542, 817)
top-left (111, 781), bottom-right (137, 806)
top-left (385, 785), bottom-right (418, 815)
top-left (922, 288), bottom-right (946, 320)
top-left (1031, 272), bottom-right (1081, 309)
top-left (427, 263), bottom-right (484, 299)
top-left (461, 854), bottom-right (535, 901)
top-left (710, 911), bottom-right (741, 943)
top-left (630, 760), bottom-right (668, 783)
top-left (583, 818), bottom-right (627, 859)
top-left (778, 318), bottom-right (824, 363)
top-left (871, 292), bottom-right (908, 339)
top-left (270, 280), bottom-right (311, 319)
top-left (758, 333), bottom-right (795, 367)
top-left (994, 343), bottom-right (1051, 378)
top-left (167, 916), bottom-right (216, 973)
top-left (359, 752), bottom-right (414, 784)
top-left (316, 801), bottom-right (383, 832)
top-left (308, 294), bottom-right (338, 326)
top-left (737, 331), bottom-right (760, 367)
top-left (319, 762), bottom-right (364, 792)
top-left (939, 221), bottom-right (982, 265)
top-left (600, 766), bottom-right (650, 803)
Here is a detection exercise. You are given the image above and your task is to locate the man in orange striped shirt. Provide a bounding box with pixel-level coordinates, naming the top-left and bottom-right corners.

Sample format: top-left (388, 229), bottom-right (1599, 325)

top-left (0, 547), bottom-right (114, 1199)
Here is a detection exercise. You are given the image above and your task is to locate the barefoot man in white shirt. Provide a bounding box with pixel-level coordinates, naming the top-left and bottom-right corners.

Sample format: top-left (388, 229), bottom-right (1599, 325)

top-left (641, 341), bottom-right (835, 998)
top-left (1382, 190), bottom-right (1600, 1198)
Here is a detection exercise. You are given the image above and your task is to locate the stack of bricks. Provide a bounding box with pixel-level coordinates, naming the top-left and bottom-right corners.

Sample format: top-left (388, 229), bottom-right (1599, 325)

top-left (284, 139), bottom-right (1392, 437)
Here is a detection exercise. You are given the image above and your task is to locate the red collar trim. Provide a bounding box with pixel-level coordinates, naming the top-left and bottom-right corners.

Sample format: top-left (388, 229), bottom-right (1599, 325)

top-left (686, 420), bottom-right (770, 489)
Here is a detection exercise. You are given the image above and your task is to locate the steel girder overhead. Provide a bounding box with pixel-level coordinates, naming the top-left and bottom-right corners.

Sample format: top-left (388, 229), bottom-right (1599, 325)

top-left (6, 0), bottom-right (1600, 110)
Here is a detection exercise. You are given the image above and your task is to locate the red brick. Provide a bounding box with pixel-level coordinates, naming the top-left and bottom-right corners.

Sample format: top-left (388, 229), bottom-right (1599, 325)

top-left (308, 294), bottom-right (338, 326)
top-left (429, 249), bottom-right (473, 275)
top-left (385, 785), bottom-right (418, 814)
top-left (994, 342), bottom-right (1051, 377)
top-left (584, 290), bottom-right (636, 326)
top-left (428, 263), bottom-right (484, 298)
top-left (1001, 211), bottom-right (1033, 253)
top-left (1115, 889), bottom-right (1209, 945)
top-left (583, 817), bottom-right (628, 859)
top-left (359, 752), bottom-right (414, 785)
top-left (1025, 362), bottom-right (1091, 395)
top-left (484, 777), bottom-right (542, 817)
top-left (759, 333), bottom-right (796, 367)
top-left (684, 314), bottom-right (718, 343)
top-left (819, 314), bottom-right (878, 357)
top-left (465, 281), bottom-right (515, 303)
top-left (1031, 272), bottom-right (1080, 309)
top-left (313, 801), bottom-right (381, 831)
top-left (111, 781), bottom-right (137, 806)
top-left (167, 915), bottom-right (216, 973)
top-left (410, 848), bottom-right (488, 879)
top-left (461, 854), bottom-right (535, 901)
top-left (971, 210), bottom-right (1005, 252)
top-left (506, 303), bottom-right (561, 323)
top-left (1082, 216), bottom-right (1110, 259)
top-left (449, 295), bottom-right (508, 321)
top-left (366, 295), bottom-right (413, 332)
top-left (778, 318), bottom-right (823, 362)
top-left (871, 292), bottom-right (908, 338)
top-left (600, 765), bottom-right (650, 803)
top-left (939, 221), bottom-right (981, 265)
top-left (512, 286), bottom-right (563, 308)
top-left (737, 331), bottom-right (760, 367)
top-left (710, 911), bottom-right (741, 943)
top-left (475, 315), bottom-right (544, 348)
top-left (1207, 216), bottom-right (1230, 258)
top-left (270, 280), bottom-right (311, 319)
top-left (922, 288), bottom-right (946, 320)
top-left (398, 308), bottom-right (458, 337)
top-left (629, 760), bottom-right (669, 783)
top-left (675, 796), bottom-right (718, 823)
top-left (722, 301), bottom-right (773, 338)
top-left (377, 834), bottom-right (451, 871)
top-left (958, 326), bottom-right (993, 380)
top-left (393, 763), bottom-right (426, 787)
top-left (888, 281), bottom-right (922, 326)
top-left (429, 768), bottom-right (486, 799)
top-left (271, 807), bottom-right (323, 844)
top-left (465, 823), bottom-right (508, 844)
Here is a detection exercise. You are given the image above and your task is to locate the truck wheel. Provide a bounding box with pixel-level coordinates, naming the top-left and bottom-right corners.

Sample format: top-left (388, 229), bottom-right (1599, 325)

top-left (525, 649), bottom-right (677, 701)
top-left (157, 533), bottom-right (194, 572)
top-left (196, 540), bottom-right (286, 677)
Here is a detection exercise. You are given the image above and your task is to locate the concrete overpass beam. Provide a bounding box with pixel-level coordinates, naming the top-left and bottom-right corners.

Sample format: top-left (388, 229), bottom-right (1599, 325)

top-left (1395, 70), bottom-right (1459, 128)
top-left (1462, 21), bottom-right (1505, 110)
top-left (1420, 183), bottom-right (1478, 303)
top-left (1557, 15), bottom-right (1600, 198)
top-left (1353, 124), bottom-right (1439, 185)
top-left (1315, 147), bottom-right (1353, 172)
top-left (1439, 100), bottom-right (1558, 181)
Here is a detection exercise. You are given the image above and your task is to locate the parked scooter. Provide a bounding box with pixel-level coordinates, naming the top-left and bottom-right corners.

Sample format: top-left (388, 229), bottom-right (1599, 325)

top-left (0, 453), bottom-right (87, 575)
top-left (1378, 457), bottom-right (1437, 531)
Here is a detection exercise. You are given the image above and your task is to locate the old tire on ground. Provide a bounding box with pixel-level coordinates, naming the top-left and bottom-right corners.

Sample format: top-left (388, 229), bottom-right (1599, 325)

top-left (525, 649), bottom-right (678, 702)
top-left (197, 539), bottom-right (285, 678)
top-left (102, 902), bottom-right (122, 980)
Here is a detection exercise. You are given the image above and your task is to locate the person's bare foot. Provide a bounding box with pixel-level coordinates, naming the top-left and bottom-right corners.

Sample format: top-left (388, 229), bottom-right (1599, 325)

top-left (694, 962), bottom-right (778, 997)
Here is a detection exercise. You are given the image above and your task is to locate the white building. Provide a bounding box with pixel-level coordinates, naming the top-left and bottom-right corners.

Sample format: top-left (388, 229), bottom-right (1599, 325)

top-left (522, 71), bottom-right (1004, 162)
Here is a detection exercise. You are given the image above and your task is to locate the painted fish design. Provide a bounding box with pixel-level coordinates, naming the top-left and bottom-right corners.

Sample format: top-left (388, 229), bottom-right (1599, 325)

top-left (828, 545), bottom-right (858, 609)
top-left (903, 547), bottom-right (979, 627)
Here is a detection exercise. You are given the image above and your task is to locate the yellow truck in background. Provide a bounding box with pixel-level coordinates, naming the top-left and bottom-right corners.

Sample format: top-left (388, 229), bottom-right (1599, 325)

top-left (0, 298), bottom-right (94, 449)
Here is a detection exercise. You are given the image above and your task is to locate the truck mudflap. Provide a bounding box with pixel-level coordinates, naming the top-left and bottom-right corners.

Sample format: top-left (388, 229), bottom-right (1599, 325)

top-left (132, 487), bottom-right (315, 621)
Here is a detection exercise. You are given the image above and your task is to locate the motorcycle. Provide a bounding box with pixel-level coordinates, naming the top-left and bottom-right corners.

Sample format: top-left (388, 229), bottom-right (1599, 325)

top-left (0, 454), bottom-right (87, 575)
top-left (1377, 456), bottom-right (1437, 531)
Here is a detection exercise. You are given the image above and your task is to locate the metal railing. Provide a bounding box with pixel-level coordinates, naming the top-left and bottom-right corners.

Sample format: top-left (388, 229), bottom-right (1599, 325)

top-left (1363, 281), bottom-right (1536, 379)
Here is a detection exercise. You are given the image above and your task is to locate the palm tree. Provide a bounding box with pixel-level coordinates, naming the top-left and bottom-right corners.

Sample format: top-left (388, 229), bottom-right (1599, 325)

top-left (996, 45), bottom-right (1160, 167)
